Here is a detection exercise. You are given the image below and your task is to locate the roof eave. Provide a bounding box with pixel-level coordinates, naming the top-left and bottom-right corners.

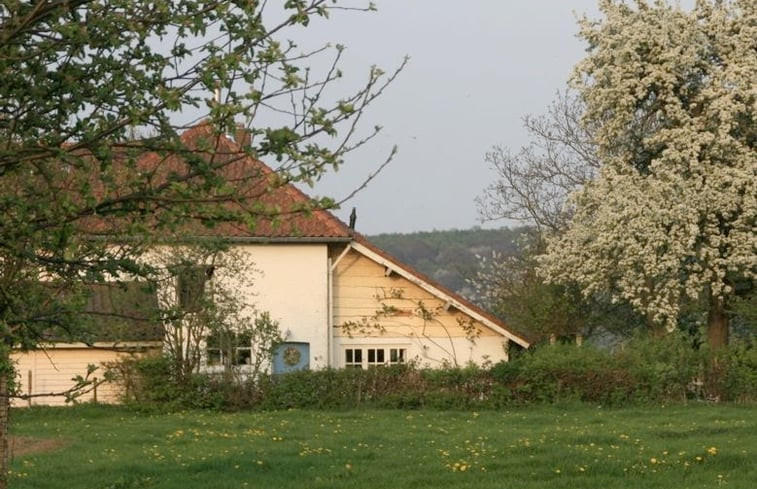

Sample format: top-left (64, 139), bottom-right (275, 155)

top-left (221, 236), bottom-right (353, 244)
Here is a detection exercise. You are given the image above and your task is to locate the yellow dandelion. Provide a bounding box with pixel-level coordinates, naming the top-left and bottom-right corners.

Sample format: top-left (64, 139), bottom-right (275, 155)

top-left (708, 447), bottom-right (718, 456)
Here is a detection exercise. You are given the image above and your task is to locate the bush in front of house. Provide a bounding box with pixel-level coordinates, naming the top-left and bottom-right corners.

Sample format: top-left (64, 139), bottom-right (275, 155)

top-left (490, 343), bottom-right (638, 405)
top-left (112, 337), bottom-right (757, 411)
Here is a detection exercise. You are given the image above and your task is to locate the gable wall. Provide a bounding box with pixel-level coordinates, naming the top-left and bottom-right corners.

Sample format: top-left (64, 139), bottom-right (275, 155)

top-left (332, 250), bottom-right (509, 367)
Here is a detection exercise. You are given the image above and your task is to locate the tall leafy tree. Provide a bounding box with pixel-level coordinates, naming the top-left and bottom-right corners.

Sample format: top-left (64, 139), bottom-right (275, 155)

top-left (539, 0), bottom-right (756, 346)
top-left (0, 1), bottom-right (402, 485)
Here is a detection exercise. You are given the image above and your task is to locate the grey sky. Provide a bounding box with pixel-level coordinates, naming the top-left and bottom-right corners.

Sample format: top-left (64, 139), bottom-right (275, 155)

top-left (303, 1), bottom-right (601, 235)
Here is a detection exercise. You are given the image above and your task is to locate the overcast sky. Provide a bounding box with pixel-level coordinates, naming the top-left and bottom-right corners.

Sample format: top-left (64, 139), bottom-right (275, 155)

top-left (300, 1), bottom-right (601, 235)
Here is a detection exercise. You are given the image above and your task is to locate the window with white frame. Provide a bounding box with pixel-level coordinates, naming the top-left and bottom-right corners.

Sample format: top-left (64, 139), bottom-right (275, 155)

top-left (343, 347), bottom-right (406, 369)
top-left (206, 331), bottom-right (252, 367)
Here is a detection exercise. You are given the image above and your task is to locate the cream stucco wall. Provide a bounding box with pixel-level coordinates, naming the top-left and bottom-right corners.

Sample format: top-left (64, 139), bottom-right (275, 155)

top-left (331, 250), bottom-right (509, 368)
top-left (233, 243), bottom-right (330, 369)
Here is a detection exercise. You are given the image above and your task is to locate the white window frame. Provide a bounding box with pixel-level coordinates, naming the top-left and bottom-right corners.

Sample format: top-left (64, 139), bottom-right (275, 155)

top-left (205, 331), bottom-right (253, 369)
top-left (342, 346), bottom-right (407, 369)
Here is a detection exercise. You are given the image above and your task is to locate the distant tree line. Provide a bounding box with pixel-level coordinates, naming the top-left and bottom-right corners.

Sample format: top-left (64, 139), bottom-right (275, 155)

top-left (368, 227), bottom-right (526, 297)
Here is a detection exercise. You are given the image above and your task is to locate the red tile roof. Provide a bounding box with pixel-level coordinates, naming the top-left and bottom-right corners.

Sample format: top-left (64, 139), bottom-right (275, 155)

top-left (75, 123), bottom-right (352, 241)
top-left (174, 123), bottom-right (352, 240)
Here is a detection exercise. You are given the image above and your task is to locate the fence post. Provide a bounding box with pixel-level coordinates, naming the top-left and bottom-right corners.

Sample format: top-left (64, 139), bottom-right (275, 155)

top-left (27, 370), bottom-right (32, 408)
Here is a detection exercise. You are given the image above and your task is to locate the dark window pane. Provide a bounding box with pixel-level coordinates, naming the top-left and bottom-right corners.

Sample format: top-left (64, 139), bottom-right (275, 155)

top-left (207, 348), bottom-right (222, 366)
top-left (236, 348), bottom-right (252, 365)
top-left (83, 281), bottom-right (161, 341)
top-left (376, 349), bottom-right (385, 363)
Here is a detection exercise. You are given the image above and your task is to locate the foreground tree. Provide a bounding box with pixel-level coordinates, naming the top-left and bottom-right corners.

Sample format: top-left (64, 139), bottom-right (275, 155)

top-left (0, 2), bottom-right (402, 486)
top-left (539, 0), bottom-right (756, 346)
top-left (154, 244), bottom-right (282, 385)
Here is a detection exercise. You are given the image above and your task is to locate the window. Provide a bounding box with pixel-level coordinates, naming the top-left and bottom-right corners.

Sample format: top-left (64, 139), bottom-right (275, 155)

top-left (343, 347), bottom-right (406, 369)
top-left (206, 331), bottom-right (252, 367)
top-left (344, 348), bottom-right (363, 369)
top-left (177, 266), bottom-right (213, 312)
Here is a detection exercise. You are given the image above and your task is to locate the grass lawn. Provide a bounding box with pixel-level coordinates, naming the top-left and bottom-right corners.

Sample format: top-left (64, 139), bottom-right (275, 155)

top-left (8, 403), bottom-right (756, 488)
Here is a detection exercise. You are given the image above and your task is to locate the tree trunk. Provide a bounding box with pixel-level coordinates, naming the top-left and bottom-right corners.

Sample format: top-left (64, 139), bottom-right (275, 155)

top-left (645, 311), bottom-right (667, 337)
top-left (707, 294), bottom-right (729, 350)
top-left (0, 359), bottom-right (9, 489)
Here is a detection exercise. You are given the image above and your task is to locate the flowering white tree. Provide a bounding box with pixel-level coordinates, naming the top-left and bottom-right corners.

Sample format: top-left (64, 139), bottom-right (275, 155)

top-left (539, 0), bottom-right (756, 347)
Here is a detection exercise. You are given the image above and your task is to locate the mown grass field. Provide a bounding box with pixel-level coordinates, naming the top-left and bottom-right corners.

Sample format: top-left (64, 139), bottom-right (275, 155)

top-left (9, 403), bottom-right (756, 489)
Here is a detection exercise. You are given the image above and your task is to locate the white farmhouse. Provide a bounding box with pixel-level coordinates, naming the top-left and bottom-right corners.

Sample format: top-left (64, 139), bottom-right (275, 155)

top-left (12, 124), bottom-right (530, 406)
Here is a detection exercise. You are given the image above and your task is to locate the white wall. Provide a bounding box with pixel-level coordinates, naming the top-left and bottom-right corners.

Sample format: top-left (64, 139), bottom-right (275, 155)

top-left (234, 243), bottom-right (330, 369)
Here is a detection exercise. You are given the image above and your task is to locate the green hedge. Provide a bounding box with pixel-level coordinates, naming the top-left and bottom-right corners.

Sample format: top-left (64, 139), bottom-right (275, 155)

top-left (115, 336), bottom-right (757, 411)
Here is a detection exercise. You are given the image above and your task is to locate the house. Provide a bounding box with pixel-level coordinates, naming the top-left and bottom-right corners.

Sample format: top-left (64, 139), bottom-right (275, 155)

top-left (11, 124), bottom-right (530, 406)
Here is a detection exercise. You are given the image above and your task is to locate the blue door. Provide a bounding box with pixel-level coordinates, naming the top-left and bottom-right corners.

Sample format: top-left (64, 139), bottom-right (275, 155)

top-left (273, 342), bottom-right (310, 374)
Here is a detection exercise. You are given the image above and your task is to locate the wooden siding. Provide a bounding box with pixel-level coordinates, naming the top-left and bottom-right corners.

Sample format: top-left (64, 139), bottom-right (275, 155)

top-left (332, 250), bottom-right (508, 367)
top-left (11, 347), bottom-right (156, 407)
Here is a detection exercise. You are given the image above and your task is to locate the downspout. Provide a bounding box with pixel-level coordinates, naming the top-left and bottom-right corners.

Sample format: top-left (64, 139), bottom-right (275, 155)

top-left (327, 256), bottom-right (333, 368)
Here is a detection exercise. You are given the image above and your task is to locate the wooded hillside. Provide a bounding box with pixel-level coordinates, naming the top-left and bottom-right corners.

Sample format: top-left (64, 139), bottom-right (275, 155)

top-left (367, 227), bottom-right (526, 297)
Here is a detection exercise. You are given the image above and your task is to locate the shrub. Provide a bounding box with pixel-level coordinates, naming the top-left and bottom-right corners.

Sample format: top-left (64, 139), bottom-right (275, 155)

top-left (490, 344), bottom-right (633, 405)
top-left (705, 341), bottom-right (757, 402)
top-left (615, 333), bottom-right (705, 403)
top-left (111, 339), bottom-right (756, 411)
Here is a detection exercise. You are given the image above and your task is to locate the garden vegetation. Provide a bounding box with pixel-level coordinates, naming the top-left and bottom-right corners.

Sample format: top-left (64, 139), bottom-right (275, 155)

top-left (115, 335), bottom-right (757, 412)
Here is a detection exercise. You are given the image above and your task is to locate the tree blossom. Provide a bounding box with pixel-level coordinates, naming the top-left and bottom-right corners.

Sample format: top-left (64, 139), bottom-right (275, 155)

top-left (539, 0), bottom-right (756, 344)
